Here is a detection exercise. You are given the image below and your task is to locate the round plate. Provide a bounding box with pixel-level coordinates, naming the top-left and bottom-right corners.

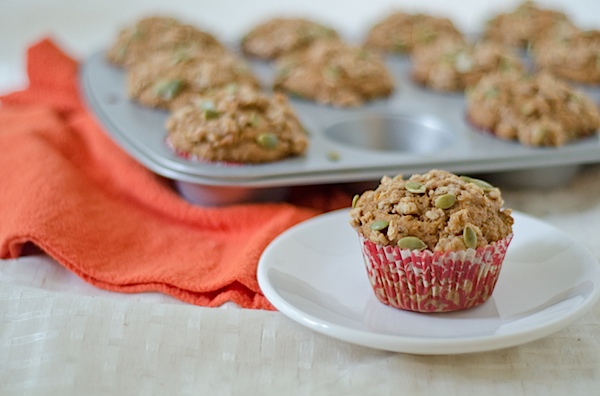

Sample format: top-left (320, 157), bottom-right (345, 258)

top-left (257, 209), bottom-right (600, 355)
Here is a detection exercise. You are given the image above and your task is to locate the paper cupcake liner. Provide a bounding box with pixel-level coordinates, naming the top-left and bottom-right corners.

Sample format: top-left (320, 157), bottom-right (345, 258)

top-left (359, 233), bottom-right (513, 313)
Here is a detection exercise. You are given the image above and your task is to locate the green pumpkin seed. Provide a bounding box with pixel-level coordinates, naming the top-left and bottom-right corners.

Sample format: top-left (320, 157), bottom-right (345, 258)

top-left (351, 194), bottom-right (359, 208)
top-left (435, 193), bottom-right (457, 209)
top-left (370, 220), bottom-right (389, 231)
top-left (398, 236), bottom-right (427, 251)
top-left (154, 79), bottom-right (183, 101)
top-left (520, 101), bottom-right (536, 116)
top-left (484, 87), bottom-right (498, 99)
top-left (203, 108), bottom-right (220, 120)
top-left (463, 226), bottom-right (477, 249)
top-left (405, 181), bottom-right (426, 194)
top-left (323, 65), bottom-right (340, 79)
top-left (256, 133), bottom-right (278, 149)
top-left (326, 150), bottom-right (340, 161)
top-left (460, 176), bottom-right (494, 192)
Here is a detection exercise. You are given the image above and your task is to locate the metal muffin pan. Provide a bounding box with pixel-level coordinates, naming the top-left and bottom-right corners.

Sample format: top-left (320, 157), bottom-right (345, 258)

top-left (80, 51), bottom-right (600, 204)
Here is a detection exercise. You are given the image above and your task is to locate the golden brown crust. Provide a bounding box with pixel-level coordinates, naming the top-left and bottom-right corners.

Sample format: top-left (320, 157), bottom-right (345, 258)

top-left (165, 85), bottom-right (309, 163)
top-left (106, 16), bottom-right (224, 68)
top-left (349, 170), bottom-right (513, 252)
top-left (483, 1), bottom-right (573, 48)
top-left (273, 40), bottom-right (394, 107)
top-left (534, 28), bottom-right (600, 84)
top-left (364, 12), bottom-right (463, 55)
top-left (126, 50), bottom-right (260, 110)
top-left (411, 39), bottom-right (523, 91)
top-left (241, 17), bottom-right (339, 60)
top-left (466, 71), bottom-right (600, 146)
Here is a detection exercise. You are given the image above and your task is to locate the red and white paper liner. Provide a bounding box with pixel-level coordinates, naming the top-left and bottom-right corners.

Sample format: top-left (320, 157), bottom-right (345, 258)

top-left (359, 233), bottom-right (513, 313)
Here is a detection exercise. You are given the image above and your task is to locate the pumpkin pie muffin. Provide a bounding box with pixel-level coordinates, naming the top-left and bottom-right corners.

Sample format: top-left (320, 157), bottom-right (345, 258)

top-left (241, 17), bottom-right (339, 60)
top-left (364, 11), bottom-right (463, 55)
top-left (126, 50), bottom-right (260, 110)
top-left (273, 40), bottom-right (394, 107)
top-left (411, 38), bottom-right (523, 91)
top-left (165, 85), bottom-right (309, 163)
top-left (533, 27), bottom-right (600, 84)
top-left (466, 71), bottom-right (600, 146)
top-left (483, 1), bottom-right (574, 49)
top-left (106, 16), bottom-right (225, 68)
top-left (349, 169), bottom-right (514, 312)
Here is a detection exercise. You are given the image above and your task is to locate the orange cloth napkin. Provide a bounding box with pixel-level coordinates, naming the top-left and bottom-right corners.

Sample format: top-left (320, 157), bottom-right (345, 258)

top-left (0, 38), bottom-right (351, 309)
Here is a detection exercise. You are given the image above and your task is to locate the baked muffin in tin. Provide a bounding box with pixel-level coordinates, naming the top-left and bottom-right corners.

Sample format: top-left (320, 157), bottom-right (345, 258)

top-left (466, 71), bottom-right (600, 146)
top-left (127, 50), bottom-right (260, 110)
top-left (411, 38), bottom-right (523, 92)
top-left (273, 40), bottom-right (394, 107)
top-left (241, 17), bottom-right (339, 60)
top-left (166, 85), bottom-right (309, 164)
top-left (106, 16), bottom-right (224, 68)
top-left (364, 11), bottom-right (463, 55)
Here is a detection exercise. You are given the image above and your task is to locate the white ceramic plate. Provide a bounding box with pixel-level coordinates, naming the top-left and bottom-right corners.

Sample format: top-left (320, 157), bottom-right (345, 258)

top-left (257, 209), bottom-right (600, 355)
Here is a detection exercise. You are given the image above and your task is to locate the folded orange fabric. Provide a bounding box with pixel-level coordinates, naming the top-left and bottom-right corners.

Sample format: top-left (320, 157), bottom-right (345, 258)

top-left (0, 38), bottom-right (351, 309)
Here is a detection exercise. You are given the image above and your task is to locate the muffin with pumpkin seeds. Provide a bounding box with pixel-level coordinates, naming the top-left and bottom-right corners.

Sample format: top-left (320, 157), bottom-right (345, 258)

top-left (126, 49), bottom-right (260, 110)
top-left (165, 85), bottom-right (309, 164)
top-left (466, 71), bottom-right (600, 147)
top-left (364, 11), bottom-right (463, 55)
top-left (273, 40), bottom-right (394, 107)
top-left (106, 16), bottom-right (225, 68)
top-left (241, 17), bottom-right (340, 60)
top-left (349, 169), bottom-right (514, 313)
top-left (411, 38), bottom-right (524, 92)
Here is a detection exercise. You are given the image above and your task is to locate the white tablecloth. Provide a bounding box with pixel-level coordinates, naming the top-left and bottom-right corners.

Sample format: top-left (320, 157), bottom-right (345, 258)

top-left (1, 1), bottom-right (600, 394)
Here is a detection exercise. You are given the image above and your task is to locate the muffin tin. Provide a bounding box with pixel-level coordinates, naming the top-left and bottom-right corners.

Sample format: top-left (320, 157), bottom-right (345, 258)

top-left (80, 50), bottom-right (600, 205)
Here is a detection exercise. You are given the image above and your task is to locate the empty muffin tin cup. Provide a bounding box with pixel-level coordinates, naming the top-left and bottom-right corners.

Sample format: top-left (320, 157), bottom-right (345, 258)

top-left (322, 113), bottom-right (455, 153)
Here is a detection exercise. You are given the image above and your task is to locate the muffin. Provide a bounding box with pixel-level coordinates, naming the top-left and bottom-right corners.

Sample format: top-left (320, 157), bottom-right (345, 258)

top-left (466, 71), bottom-right (600, 146)
top-left (483, 1), bottom-right (574, 49)
top-left (411, 38), bottom-right (523, 92)
top-left (106, 16), bottom-right (224, 68)
top-left (349, 170), bottom-right (514, 313)
top-left (364, 11), bottom-right (463, 55)
top-left (241, 17), bottom-right (339, 60)
top-left (273, 40), bottom-right (394, 107)
top-left (127, 50), bottom-right (260, 110)
top-left (166, 85), bottom-right (309, 163)
top-left (533, 27), bottom-right (600, 84)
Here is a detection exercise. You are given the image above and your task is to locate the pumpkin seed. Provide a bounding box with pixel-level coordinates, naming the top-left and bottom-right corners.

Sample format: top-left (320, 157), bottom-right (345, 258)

top-left (370, 220), bottom-right (389, 231)
top-left (154, 79), bottom-right (183, 101)
top-left (352, 194), bottom-right (359, 208)
top-left (398, 236), bottom-right (427, 251)
top-left (460, 176), bottom-right (494, 192)
top-left (203, 108), bottom-right (220, 120)
top-left (326, 150), bottom-right (340, 161)
top-left (520, 101), bottom-right (536, 116)
top-left (463, 226), bottom-right (477, 249)
top-left (405, 181), bottom-right (426, 194)
top-left (435, 193), bottom-right (457, 209)
top-left (256, 133), bottom-right (278, 149)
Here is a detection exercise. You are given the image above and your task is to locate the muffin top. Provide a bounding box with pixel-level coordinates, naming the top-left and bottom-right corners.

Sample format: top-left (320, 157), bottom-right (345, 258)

top-left (273, 40), bottom-right (394, 107)
top-left (364, 11), bottom-right (463, 55)
top-left (165, 85), bottom-right (309, 164)
top-left (126, 50), bottom-right (260, 111)
top-left (411, 38), bottom-right (523, 92)
top-left (483, 1), bottom-right (573, 49)
top-left (241, 17), bottom-right (339, 60)
top-left (349, 170), bottom-right (513, 252)
top-left (466, 71), bottom-right (600, 146)
top-left (106, 16), bottom-right (224, 68)
top-left (533, 27), bottom-right (600, 84)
